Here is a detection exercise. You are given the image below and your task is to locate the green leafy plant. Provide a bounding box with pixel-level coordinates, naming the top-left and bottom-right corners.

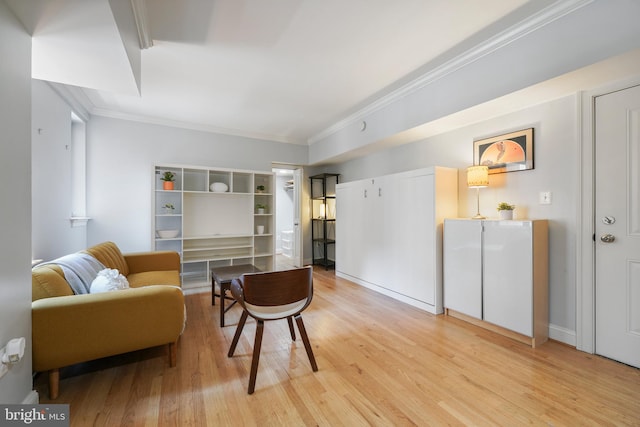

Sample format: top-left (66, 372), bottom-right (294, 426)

top-left (161, 171), bottom-right (175, 182)
top-left (163, 203), bottom-right (175, 210)
top-left (256, 185), bottom-right (266, 192)
top-left (256, 203), bottom-right (267, 210)
top-left (497, 202), bottom-right (515, 211)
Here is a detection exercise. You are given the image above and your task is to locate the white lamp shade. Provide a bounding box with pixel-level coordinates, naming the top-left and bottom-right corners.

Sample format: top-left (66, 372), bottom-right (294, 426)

top-left (467, 165), bottom-right (489, 188)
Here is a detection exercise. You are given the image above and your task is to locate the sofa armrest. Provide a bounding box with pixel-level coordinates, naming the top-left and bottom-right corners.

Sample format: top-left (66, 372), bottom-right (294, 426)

top-left (124, 251), bottom-right (180, 274)
top-left (32, 286), bottom-right (185, 372)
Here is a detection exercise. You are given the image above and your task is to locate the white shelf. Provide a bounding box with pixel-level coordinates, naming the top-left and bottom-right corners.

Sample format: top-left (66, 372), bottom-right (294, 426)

top-left (153, 164), bottom-right (275, 290)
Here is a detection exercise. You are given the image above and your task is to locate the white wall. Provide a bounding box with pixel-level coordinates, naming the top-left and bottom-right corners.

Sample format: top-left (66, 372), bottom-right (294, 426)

top-left (86, 116), bottom-right (308, 252)
top-left (332, 95), bottom-right (578, 343)
top-left (32, 80), bottom-right (88, 261)
top-left (0, 1), bottom-right (35, 404)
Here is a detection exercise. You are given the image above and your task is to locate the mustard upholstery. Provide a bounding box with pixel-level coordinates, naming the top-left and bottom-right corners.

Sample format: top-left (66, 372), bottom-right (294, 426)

top-left (84, 241), bottom-right (130, 276)
top-left (32, 242), bottom-right (184, 398)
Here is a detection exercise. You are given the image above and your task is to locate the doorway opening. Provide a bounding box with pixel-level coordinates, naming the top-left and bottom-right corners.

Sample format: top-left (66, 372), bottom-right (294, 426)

top-left (273, 166), bottom-right (303, 270)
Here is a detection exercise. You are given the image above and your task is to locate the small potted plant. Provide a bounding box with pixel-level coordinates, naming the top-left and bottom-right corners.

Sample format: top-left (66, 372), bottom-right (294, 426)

top-left (497, 202), bottom-right (515, 220)
top-left (162, 203), bottom-right (175, 214)
top-left (256, 185), bottom-right (266, 193)
top-left (256, 203), bottom-right (267, 214)
top-left (161, 171), bottom-right (175, 190)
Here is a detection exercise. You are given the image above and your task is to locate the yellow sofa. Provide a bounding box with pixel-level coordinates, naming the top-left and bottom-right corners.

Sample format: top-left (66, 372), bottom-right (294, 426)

top-left (32, 241), bottom-right (184, 399)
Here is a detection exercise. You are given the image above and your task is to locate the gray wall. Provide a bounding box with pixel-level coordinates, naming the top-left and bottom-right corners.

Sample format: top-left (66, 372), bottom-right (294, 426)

top-left (32, 80), bottom-right (88, 261)
top-left (309, 0), bottom-right (640, 165)
top-left (331, 95), bottom-right (578, 342)
top-left (85, 116), bottom-right (308, 253)
top-left (0, 1), bottom-right (35, 404)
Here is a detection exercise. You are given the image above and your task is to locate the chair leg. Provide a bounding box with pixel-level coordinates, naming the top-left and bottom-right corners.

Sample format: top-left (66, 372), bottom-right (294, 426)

top-left (287, 316), bottom-right (296, 341)
top-left (49, 368), bottom-right (60, 400)
top-left (228, 310), bottom-right (249, 357)
top-left (295, 314), bottom-right (318, 372)
top-left (248, 320), bottom-right (264, 394)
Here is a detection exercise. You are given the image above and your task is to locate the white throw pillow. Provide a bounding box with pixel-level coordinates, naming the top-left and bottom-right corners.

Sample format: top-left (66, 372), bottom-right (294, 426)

top-left (90, 268), bottom-right (130, 293)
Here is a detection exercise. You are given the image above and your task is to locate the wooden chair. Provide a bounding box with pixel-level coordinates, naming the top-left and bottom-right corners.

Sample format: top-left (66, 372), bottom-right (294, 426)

top-left (227, 266), bottom-right (318, 394)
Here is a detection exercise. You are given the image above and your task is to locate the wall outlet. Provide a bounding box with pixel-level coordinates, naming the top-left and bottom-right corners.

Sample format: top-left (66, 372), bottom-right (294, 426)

top-left (539, 191), bottom-right (552, 205)
top-left (0, 349), bottom-right (7, 379)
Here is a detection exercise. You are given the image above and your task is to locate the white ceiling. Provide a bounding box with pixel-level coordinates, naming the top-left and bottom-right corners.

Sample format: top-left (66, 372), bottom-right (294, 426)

top-left (8, 0), bottom-right (556, 144)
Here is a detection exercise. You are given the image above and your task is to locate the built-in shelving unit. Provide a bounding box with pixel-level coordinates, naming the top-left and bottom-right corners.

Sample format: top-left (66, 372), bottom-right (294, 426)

top-left (153, 164), bottom-right (275, 292)
top-left (284, 179), bottom-right (294, 191)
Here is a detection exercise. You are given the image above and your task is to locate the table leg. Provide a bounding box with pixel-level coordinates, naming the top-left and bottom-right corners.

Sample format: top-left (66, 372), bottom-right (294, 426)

top-left (220, 283), bottom-right (226, 327)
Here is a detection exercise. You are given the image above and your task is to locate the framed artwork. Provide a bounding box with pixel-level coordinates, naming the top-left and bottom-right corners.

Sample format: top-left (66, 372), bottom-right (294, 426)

top-left (474, 128), bottom-right (534, 174)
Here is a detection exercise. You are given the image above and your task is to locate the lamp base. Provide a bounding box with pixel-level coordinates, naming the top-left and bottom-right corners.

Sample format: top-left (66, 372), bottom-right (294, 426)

top-left (471, 213), bottom-right (486, 220)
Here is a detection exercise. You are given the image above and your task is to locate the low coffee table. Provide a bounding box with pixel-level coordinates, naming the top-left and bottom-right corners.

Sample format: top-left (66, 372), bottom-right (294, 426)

top-left (211, 264), bottom-right (261, 327)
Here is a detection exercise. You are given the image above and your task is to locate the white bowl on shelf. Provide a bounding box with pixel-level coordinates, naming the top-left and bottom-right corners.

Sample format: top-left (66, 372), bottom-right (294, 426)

top-left (157, 229), bottom-right (180, 238)
top-left (210, 182), bottom-right (228, 192)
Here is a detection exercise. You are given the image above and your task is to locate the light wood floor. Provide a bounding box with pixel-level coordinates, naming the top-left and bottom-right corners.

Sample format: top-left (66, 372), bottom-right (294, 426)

top-left (35, 269), bottom-right (640, 426)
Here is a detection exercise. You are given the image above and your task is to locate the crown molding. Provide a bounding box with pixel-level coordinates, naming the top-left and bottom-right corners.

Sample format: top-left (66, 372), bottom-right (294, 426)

top-left (90, 107), bottom-right (305, 145)
top-left (48, 81), bottom-right (306, 144)
top-left (47, 83), bottom-right (305, 144)
top-left (307, 0), bottom-right (594, 145)
top-left (45, 82), bottom-right (92, 122)
top-left (131, 0), bottom-right (153, 49)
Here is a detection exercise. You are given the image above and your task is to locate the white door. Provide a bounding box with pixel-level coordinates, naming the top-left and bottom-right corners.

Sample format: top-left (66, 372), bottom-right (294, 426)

top-left (595, 84), bottom-right (640, 368)
top-left (483, 221), bottom-right (533, 336)
top-left (360, 177), bottom-right (387, 287)
top-left (395, 171), bottom-right (435, 304)
top-left (335, 181), bottom-right (365, 278)
top-left (293, 168), bottom-right (303, 267)
top-left (443, 219), bottom-right (483, 319)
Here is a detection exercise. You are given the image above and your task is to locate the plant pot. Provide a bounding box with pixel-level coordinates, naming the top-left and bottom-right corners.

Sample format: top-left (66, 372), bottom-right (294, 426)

top-left (163, 181), bottom-right (174, 190)
top-left (256, 225), bottom-right (265, 235)
top-left (499, 210), bottom-right (514, 220)
top-left (257, 208), bottom-right (265, 215)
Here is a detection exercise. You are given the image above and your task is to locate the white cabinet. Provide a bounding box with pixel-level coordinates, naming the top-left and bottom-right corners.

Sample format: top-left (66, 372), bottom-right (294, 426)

top-left (335, 167), bottom-right (458, 314)
top-left (153, 165), bottom-right (275, 292)
top-left (443, 219), bottom-right (549, 347)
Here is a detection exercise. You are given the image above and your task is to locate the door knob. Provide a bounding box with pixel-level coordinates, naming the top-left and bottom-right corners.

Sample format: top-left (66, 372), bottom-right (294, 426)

top-left (600, 234), bottom-right (616, 243)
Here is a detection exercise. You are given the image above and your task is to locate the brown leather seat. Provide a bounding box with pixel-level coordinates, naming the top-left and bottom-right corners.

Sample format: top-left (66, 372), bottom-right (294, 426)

top-left (227, 266), bottom-right (318, 394)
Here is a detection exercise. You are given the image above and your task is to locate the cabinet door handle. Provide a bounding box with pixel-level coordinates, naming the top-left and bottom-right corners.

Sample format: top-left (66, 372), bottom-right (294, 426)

top-left (378, 188), bottom-right (382, 197)
top-left (364, 189), bottom-right (367, 198)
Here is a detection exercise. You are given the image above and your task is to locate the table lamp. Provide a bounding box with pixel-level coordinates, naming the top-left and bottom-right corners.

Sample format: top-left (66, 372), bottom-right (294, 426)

top-left (467, 165), bottom-right (489, 219)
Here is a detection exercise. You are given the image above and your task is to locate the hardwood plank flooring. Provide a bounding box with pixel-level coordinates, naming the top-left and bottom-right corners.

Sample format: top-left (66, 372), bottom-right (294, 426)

top-left (34, 269), bottom-right (640, 426)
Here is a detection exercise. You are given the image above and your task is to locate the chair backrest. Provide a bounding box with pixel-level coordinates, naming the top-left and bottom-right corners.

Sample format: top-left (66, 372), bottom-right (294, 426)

top-left (235, 267), bottom-right (313, 320)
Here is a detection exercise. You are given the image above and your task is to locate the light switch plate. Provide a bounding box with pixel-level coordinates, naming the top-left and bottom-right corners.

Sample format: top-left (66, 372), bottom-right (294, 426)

top-left (539, 191), bottom-right (552, 205)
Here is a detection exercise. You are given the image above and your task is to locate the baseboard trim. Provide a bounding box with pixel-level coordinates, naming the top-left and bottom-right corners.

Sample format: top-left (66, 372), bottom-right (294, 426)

top-left (549, 324), bottom-right (577, 347)
top-left (335, 271), bottom-right (440, 315)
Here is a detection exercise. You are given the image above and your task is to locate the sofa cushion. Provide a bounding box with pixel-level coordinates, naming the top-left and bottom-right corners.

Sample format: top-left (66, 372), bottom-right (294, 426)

top-left (32, 266), bottom-right (74, 301)
top-left (85, 241), bottom-right (129, 276)
top-left (127, 270), bottom-right (181, 288)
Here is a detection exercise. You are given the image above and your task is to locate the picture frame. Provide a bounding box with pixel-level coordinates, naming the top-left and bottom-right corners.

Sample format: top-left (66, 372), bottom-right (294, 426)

top-left (473, 128), bottom-right (534, 174)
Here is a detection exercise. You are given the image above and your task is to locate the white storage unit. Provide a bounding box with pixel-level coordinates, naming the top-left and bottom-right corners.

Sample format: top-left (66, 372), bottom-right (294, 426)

top-left (335, 166), bottom-right (458, 314)
top-left (153, 164), bottom-right (275, 292)
top-left (443, 219), bottom-right (549, 347)
top-left (281, 230), bottom-right (293, 258)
